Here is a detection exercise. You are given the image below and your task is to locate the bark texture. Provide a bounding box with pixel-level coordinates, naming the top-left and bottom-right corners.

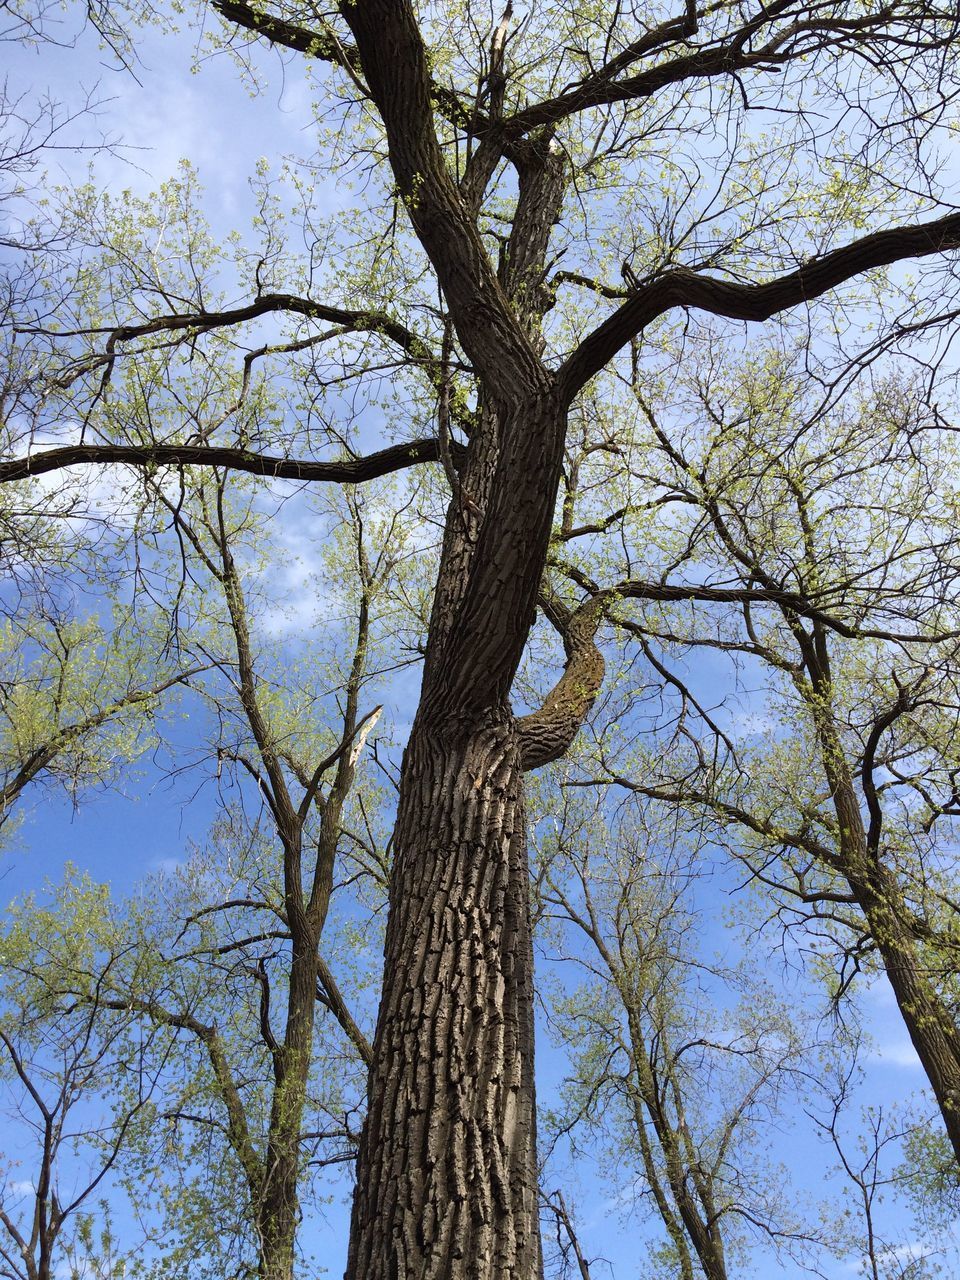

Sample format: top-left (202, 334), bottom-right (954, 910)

top-left (344, 388), bottom-right (597, 1278)
top-left (346, 715), bottom-right (540, 1279)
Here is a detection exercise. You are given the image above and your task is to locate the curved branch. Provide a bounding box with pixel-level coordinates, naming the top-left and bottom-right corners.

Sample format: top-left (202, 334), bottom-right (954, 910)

top-left (558, 210), bottom-right (960, 401)
top-left (517, 594), bottom-right (605, 770)
top-left (861, 679), bottom-right (918, 857)
top-left (213, 0), bottom-right (367, 87)
top-left (0, 665), bottom-right (207, 823)
top-left (22, 290), bottom-right (439, 391)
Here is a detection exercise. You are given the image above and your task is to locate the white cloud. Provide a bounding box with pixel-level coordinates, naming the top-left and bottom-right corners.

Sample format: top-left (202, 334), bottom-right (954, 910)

top-left (859, 975), bottom-right (923, 1069)
top-left (147, 855), bottom-right (184, 876)
top-left (869, 1037), bottom-right (922, 1069)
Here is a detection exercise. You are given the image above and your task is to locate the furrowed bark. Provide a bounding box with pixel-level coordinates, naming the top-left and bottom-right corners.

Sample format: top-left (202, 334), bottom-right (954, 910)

top-left (345, 714), bottom-right (540, 1279)
top-left (346, 388), bottom-right (569, 1279)
top-left (326, 16), bottom-right (573, 1260)
top-left (517, 595), bottom-right (605, 772)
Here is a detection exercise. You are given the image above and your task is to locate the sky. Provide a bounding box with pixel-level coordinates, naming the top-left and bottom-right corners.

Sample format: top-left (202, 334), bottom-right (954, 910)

top-left (2, 4), bottom-right (960, 1279)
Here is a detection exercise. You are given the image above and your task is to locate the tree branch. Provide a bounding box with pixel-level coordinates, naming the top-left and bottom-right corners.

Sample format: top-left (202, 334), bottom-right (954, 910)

top-left (336, 0), bottom-right (548, 396)
top-left (0, 437), bottom-right (452, 487)
top-left (558, 210), bottom-right (960, 401)
top-left (316, 956), bottom-right (374, 1068)
top-left (517, 593), bottom-right (605, 770)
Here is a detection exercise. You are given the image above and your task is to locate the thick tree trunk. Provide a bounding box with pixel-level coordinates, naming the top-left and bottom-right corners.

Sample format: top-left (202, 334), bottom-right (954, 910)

top-left (345, 712), bottom-right (541, 1280)
top-left (325, 14), bottom-right (587, 1270)
top-left (341, 372), bottom-right (610, 1279)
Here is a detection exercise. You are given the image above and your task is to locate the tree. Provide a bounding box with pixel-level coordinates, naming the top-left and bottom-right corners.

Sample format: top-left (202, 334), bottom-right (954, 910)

top-left (559, 354), bottom-right (960, 1167)
top-left (123, 469), bottom-right (389, 1280)
top-left (7, 1), bottom-right (960, 1275)
top-left (41, 468), bottom-right (401, 1280)
top-left (0, 602), bottom-right (199, 839)
top-left (534, 777), bottom-right (854, 1279)
top-left (0, 873), bottom-right (159, 1280)
top-left (0, 30), bottom-right (192, 841)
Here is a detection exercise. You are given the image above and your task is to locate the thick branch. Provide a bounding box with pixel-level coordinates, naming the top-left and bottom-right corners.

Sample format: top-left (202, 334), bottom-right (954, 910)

top-left (517, 594), bottom-right (605, 770)
top-left (336, 0), bottom-right (548, 397)
top-left (500, 0), bottom-right (952, 141)
top-left (213, 0), bottom-right (365, 79)
top-left (558, 211), bottom-right (960, 400)
top-left (0, 438), bottom-right (452, 486)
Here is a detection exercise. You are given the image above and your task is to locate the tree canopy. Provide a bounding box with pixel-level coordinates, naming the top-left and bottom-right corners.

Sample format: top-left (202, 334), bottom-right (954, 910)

top-left (4, 1), bottom-right (960, 1277)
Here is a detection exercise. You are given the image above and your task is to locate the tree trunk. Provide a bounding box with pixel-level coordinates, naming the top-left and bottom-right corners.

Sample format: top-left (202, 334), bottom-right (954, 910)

top-left (323, 12), bottom-right (594, 1268)
top-left (624, 1008), bottom-right (726, 1280)
top-left (345, 712), bottom-right (541, 1280)
top-left (854, 878), bottom-right (960, 1164)
top-left (343, 382), bottom-right (595, 1278)
top-left (803, 638), bottom-right (960, 1167)
top-left (258, 931), bottom-right (319, 1280)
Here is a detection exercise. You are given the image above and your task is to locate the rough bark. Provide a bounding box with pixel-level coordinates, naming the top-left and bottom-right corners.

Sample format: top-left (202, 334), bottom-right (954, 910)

top-left (858, 882), bottom-right (960, 1161)
top-left (345, 384), bottom-right (579, 1278)
top-left (346, 713), bottom-right (540, 1279)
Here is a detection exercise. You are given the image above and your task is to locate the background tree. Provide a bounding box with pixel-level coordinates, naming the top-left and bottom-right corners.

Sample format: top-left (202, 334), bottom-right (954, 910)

top-left (534, 779), bottom-right (848, 1280)
top-left (0, 873), bottom-right (159, 1280)
top-left (553, 354), bottom-right (960, 1168)
top-left (55, 466), bottom-right (405, 1280)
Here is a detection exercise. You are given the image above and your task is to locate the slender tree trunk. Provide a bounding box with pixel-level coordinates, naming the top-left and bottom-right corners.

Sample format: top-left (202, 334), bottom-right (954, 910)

top-left (624, 1008), bottom-right (726, 1280)
top-left (258, 931), bottom-right (319, 1280)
